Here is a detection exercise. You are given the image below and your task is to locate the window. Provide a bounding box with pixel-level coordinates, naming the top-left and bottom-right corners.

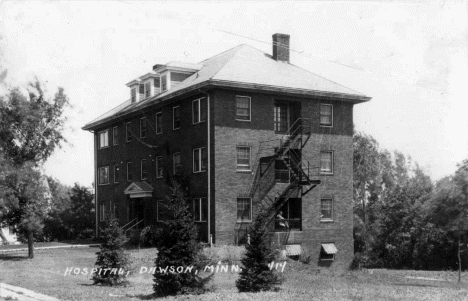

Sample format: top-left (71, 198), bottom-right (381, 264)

top-left (156, 156), bottom-right (163, 178)
top-left (139, 83), bottom-right (145, 96)
top-left (156, 112), bottom-right (162, 134)
top-left (113, 126), bottom-right (118, 146)
top-left (236, 96), bottom-right (251, 121)
top-left (114, 164), bottom-right (120, 183)
top-left (274, 103), bottom-right (289, 133)
top-left (275, 198), bottom-right (302, 231)
top-left (98, 166), bottom-right (110, 185)
top-left (161, 75), bottom-right (167, 91)
top-left (99, 204), bottom-right (106, 221)
top-left (320, 198), bottom-right (333, 221)
top-left (320, 104), bottom-right (333, 127)
top-left (237, 198), bottom-right (252, 222)
top-left (193, 198), bottom-right (207, 222)
top-left (126, 122), bottom-right (132, 142)
top-left (99, 130), bottom-right (109, 149)
top-left (157, 200), bottom-right (171, 221)
top-left (141, 159), bottom-right (147, 180)
top-left (127, 162), bottom-right (133, 182)
top-left (140, 117), bottom-right (147, 138)
top-left (173, 106), bottom-right (180, 130)
top-left (173, 152), bottom-right (181, 175)
top-left (193, 147), bottom-right (207, 173)
top-left (236, 146), bottom-right (251, 171)
top-left (145, 81), bottom-right (151, 98)
top-left (131, 88), bottom-right (136, 103)
top-left (154, 77), bottom-right (160, 89)
top-left (320, 151), bottom-right (334, 174)
top-left (192, 98), bottom-right (207, 124)
top-left (320, 243), bottom-right (337, 261)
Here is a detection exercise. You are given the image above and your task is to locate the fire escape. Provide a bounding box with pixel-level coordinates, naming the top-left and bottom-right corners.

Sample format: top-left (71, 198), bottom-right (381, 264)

top-left (236, 118), bottom-right (321, 246)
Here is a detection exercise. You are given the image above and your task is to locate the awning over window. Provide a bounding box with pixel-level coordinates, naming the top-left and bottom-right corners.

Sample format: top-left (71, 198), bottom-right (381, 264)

top-left (124, 181), bottom-right (154, 198)
top-left (286, 244), bottom-right (302, 256)
top-left (321, 243), bottom-right (338, 254)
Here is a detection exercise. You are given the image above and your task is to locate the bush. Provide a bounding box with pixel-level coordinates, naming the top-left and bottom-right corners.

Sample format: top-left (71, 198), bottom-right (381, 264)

top-left (139, 225), bottom-right (158, 247)
top-left (236, 211), bottom-right (282, 292)
top-left (92, 217), bottom-right (130, 286)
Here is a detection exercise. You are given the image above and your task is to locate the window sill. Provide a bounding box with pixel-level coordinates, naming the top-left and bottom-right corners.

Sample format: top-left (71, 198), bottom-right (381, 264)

top-left (99, 146), bottom-right (109, 150)
top-left (98, 183), bottom-right (110, 186)
top-left (193, 170), bottom-right (207, 174)
top-left (193, 121), bottom-right (206, 125)
top-left (320, 172), bottom-right (334, 176)
top-left (194, 220), bottom-right (207, 223)
top-left (319, 125), bottom-right (333, 128)
top-left (235, 118), bottom-right (251, 122)
top-left (320, 219), bottom-right (334, 223)
top-left (236, 220), bottom-right (252, 224)
top-left (236, 170), bottom-right (252, 174)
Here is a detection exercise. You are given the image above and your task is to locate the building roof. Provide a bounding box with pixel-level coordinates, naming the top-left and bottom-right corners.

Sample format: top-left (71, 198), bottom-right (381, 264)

top-left (83, 44), bottom-right (370, 131)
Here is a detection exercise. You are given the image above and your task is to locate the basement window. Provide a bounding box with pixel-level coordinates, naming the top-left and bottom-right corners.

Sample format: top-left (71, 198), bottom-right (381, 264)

top-left (320, 243), bottom-right (338, 261)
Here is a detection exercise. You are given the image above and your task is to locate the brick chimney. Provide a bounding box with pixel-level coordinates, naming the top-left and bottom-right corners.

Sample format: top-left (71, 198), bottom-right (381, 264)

top-left (272, 33), bottom-right (290, 63)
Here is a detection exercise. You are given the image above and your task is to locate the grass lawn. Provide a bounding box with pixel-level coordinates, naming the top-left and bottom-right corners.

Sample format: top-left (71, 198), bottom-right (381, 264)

top-left (1, 247), bottom-right (468, 301)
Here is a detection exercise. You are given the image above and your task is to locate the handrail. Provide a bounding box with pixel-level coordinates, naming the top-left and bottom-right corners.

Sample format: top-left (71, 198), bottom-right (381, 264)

top-left (125, 219), bottom-right (144, 235)
top-left (120, 218), bottom-right (138, 231)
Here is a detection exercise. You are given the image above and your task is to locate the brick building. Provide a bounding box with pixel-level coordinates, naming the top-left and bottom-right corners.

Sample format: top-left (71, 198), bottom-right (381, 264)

top-left (83, 34), bottom-right (370, 268)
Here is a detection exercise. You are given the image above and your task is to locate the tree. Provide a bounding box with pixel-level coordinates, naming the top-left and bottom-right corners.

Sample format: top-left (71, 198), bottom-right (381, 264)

top-left (427, 160), bottom-right (468, 281)
top-left (153, 182), bottom-right (211, 296)
top-left (236, 211), bottom-right (281, 292)
top-left (0, 162), bottom-right (49, 258)
top-left (0, 81), bottom-right (69, 258)
top-left (92, 216), bottom-right (130, 286)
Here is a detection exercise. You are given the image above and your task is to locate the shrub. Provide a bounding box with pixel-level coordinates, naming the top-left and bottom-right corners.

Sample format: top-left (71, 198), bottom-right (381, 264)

top-left (92, 217), bottom-right (130, 286)
top-left (236, 211), bottom-right (282, 292)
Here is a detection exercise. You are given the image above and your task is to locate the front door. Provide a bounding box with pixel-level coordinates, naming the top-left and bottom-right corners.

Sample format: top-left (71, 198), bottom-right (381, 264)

top-left (129, 198), bottom-right (145, 229)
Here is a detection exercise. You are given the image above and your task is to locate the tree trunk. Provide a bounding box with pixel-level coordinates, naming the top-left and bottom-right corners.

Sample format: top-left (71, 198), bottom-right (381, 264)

top-left (0, 228), bottom-right (9, 244)
top-left (28, 231), bottom-right (34, 259)
top-left (458, 235), bottom-right (461, 283)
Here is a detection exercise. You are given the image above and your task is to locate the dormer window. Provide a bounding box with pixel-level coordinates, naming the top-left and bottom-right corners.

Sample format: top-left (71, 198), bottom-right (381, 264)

top-left (139, 84), bottom-right (145, 98)
top-left (161, 75), bottom-right (167, 92)
top-left (131, 88), bottom-right (136, 103)
top-left (145, 82), bottom-right (151, 98)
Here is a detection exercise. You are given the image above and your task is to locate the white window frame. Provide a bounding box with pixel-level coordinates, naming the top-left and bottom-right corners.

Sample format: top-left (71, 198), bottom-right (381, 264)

top-left (99, 204), bottom-right (105, 221)
top-left (112, 126), bottom-right (118, 146)
top-left (156, 156), bottom-right (163, 178)
top-left (173, 152), bottom-right (181, 175)
top-left (131, 88), bottom-right (136, 103)
top-left (145, 81), bottom-right (151, 98)
top-left (193, 147), bottom-right (207, 173)
top-left (237, 198), bottom-right (252, 222)
top-left (141, 159), bottom-right (147, 180)
top-left (127, 162), bottom-right (133, 182)
top-left (320, 151), bottom-right (334, 175)
top-left (193, 198), bottom-right (207, 222)
top-left (156, 112), bottom-right (162, 134)
top-left (235, 95), bottom-right (251, 121)
top-left (99, 130), bottom-right (109, 149)
top-left (140, 117), bottom-right (147, 138)
top-left (161, 74), bottom-right (167, 92)
top-left (320, 198), bottom-right (333, 222)
top-left (320, 104), bottom-right (333, 127)
top-left (126, 122), bottom-right (132, 142)
top-left (192, 98), bottom-right (206, 124)
top-left (113, 164), bottom-right (119, 184)
top-left (98, 166), bottom-right (109, 185)
top-left (236, 146), bottom-right (251, 172)
top-left (173, 106), bottom-right (180, 130)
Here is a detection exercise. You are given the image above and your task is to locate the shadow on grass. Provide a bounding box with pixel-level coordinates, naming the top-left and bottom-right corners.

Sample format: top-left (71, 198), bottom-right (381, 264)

top-left (130, 293), bottom-right (156, 300)
top-left (0, 254), bottom-right (29, 261)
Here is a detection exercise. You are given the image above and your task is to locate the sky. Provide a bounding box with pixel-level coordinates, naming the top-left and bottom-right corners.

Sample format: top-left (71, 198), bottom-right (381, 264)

top-left (0, 0), bottom-right (467, 187)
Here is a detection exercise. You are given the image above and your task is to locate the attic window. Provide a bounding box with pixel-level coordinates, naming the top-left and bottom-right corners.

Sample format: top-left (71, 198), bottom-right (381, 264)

top-left (131, 88), bottom-right (136, 103)
top-left (145, 82), bottom-right (151, 98)
top-left (139, 84), bottom-right (145, 95)
top-left (161, 75), bottom-right (167, 92)
top-left (154, 77), bottom-right (160, 89)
